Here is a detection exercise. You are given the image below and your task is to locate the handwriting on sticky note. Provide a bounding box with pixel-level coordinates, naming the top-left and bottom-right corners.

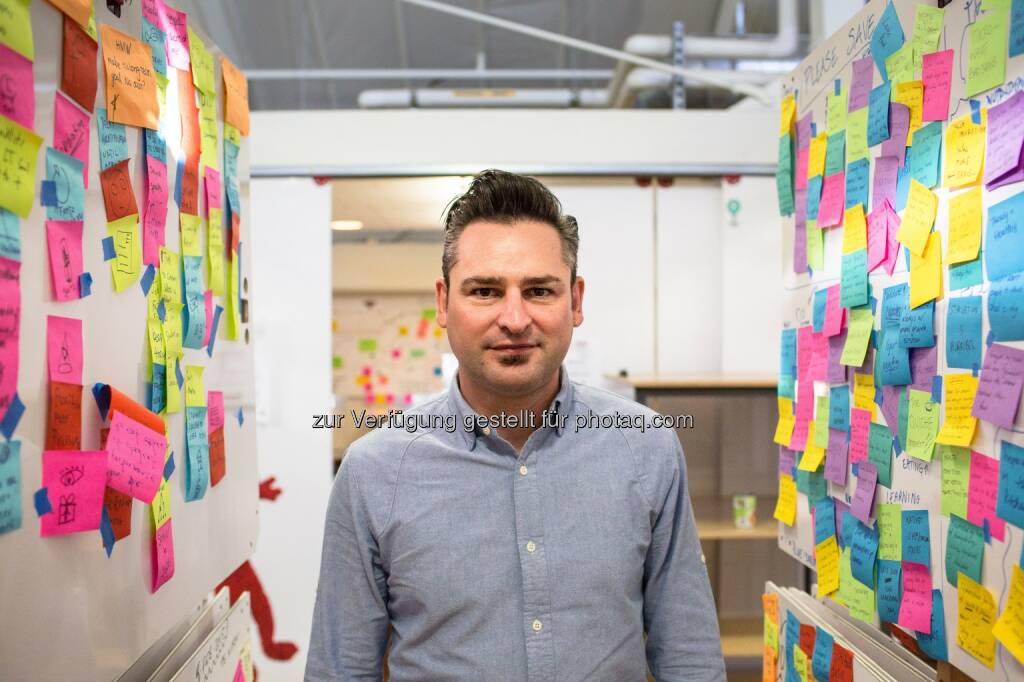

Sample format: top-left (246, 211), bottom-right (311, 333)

top-left (40, 450), bottom-right (108, 536)
top-left (46, 315), bottom-right (83, 385)
top-left (46, 381), bottom-right (82, 451)
top-left (897, 180), bottom-right (936, 257)
top-left (45, 220), bottom-right (83, 301)
top-left (143, 155), bottom-right (168, 266)
top-left (99, 25), bottom-right (159, 129)
top-left (958, 573), bottom-right (997, 668)
top-left (774, 474), bottom-right (797, 526)
top-left (992, 564), bottom-right (1024, 664)
top-left (100, 159), bottom-right (138, 222)
top-left (0, 115), bottom-right (41, 219)
top-left (967, 11), bottom-right (1007, 97)
top-left (968, 450), bottom-right (1006, 542)
top-left (107, 214), bottom-right (142, 292)
top-left (105, 411), bottom-right (167, 503)
top-left (151, 518), bottom-right (175, 592)
top-left (221, 55), bottom-right (250, 135)
top-left (972, 343), bottom-right (1024, 429)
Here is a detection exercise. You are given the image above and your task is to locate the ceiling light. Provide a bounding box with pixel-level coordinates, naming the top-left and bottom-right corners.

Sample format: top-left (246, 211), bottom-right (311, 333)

top-left (332, 220), bottom-right (364, 231)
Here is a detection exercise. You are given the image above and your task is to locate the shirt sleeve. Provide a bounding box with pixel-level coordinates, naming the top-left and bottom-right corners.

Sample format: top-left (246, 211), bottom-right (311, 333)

top-left (642, 432), bottom-right (726, 681)
top-left (305, 451), bottom-right (391, 681)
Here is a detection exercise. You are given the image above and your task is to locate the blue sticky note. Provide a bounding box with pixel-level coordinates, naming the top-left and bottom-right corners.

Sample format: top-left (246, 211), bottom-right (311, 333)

top-left (45, 147), bottom-right (85, 221)
top-left (206, 305), bottom-right (224, 358)
top-left (841, 511), bottom-right (858, 549)
top-left (0, 393), bottom-right (25, 440)
top-left (812, 290), bottom-right (828, 332)
top-left (846, 158), bottom-right (871, 209)
top-left (102, 236), bottom-right (116, 261)
top-left (829, 385), bottom-right (851, 431)
top-left (140, 264), bottom-right (156, 296)
top-left (811, 628), bottom-right (834, 681)
top-left (779, 374), bottom-right (795, 400)
top-left (986, 190), bottom-right (1024, 281)
top-left (989, 272), bottom-right (1024, 341)
top-left (902, 509), bottom-right (930, 567)
top-left (871, 1), bottom-right (906, 81)
top-left (814, 498), bottom-right (837, 545)
top-left (34, 487), bottom-right (52, 516)
top-left (145, 128), bottom-right (167, 166)
top-left (786, 611), bottom-right (800, 676)
top-left (908, 122), bottom-right (942, 189)
top-left (895, 158), bottom-right (911, 211)
top-left (92, 382), bottom-right (111, 421)
top-left (876, 560), bottom-right (902, 623)
top-left (141, 18), bottom-right (167, 76)
top-left (879, 328), bottom-right (912, 386)
top-left (898, 301), bottom-right (935, 348)
top-left (95, 108), bottom-right (129, 172)
top-left (163, 451), bottom-right (176, 481)
top-left (0, 208), bottom-right (21, 262)
top-left (997, 440), bottom-right (1024, 530)
top-left (1013, 0), bottom-right (1024, 57)
top-left (224, 140), bottom-right (240, 188)
top-left (881, 283), bottom-right (909, 330)
top-left (807, 175), bottom-right (823, 220)
top-left (781, 328), bottom-right (798, 373)
top-left (931, 375), bottom-right (943, 404)
top-left (840, 249), bottom-right (869, 308)
top-left (79, 272), bottom-right (92, 297)
top-left (917, 590), bottom-right (948, 660)
top-left (950, 256), bottom-right (983, 290)
top-left (184, 406), bottom-right (210, 502)
top-left (946, 513), bottom-right (984, 587)
top-left (825, 132), bottom-right (846, 176)
top-left (0, 440), bottom-right (22, 534)
top-left (946, 296), bottom-right (982, 369)
top-left (100, 507), bottom-right (115, 557)
top-left (867, 82), bottom-right (892, 146)
top-left (40, 180), bottom-right (57, 206)
top-left (182, 256), bottom-right (207, 349)
top-left (851, 521), bottom-right (879, 587)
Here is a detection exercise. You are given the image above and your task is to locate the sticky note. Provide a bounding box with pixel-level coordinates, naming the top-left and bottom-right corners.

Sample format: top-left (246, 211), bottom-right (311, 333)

top-left (846, 555), bottom-right (877, 623)
top-left (848, 408), bottom-right (871, 463)
top-left (105, 411), bottom-right (167, 503)
top-left (867, 82), bottom-right (892, 147)
top-left (1013, 0), bottom-right (1024, 57)
top-left (800, 429), bottom-right (825, 473)
top-left (935, 375), bottom-right (978, 447)
top-left (871, 1), bottom-right (906, 81)
top-left (185, 365), bottom-right (206, 408)
top-left (868, 423), bottom-right (893, 486)
top-left (100, 159), bottom-right (139, 223)
top-left (814, 498), bottom-right (837, 545)
top-left (917, 590), bottom-right (949, 661)
top-left (817, 536), bottom-right (841, 595)
top-left (0, 208), bottom-right (19, 262)
top-left (823, 285), bottom-right (845, 337)
top-left (841, 306), bottom-right (873, 367)
top-left (824, 132), bottom-right (846, 177)
top-left (845, 158), bottom-right (870, 210)
top-left (0, 115), bottom-right (41, 218)
top-left (878, 503), bottom-right (902, 560)
top-left (910, 345), bottom-right (938, 394)
top-left (957, 573), bottom-right (997, 669)
top-left (921, 49), bottom-right (953, 122)
top-left (0, 0), bottom-right (33, 60)
top-left (893, 81), bottom-right (923, 132)
top-left (99, 25), bottom-right (159, 129)
top-left (877, 560), bottom-right (902, 622)
top-left (850, 521), bottom-right (879, 587)
top-left (985, 192), bottom-right (1024, 281)
top-left (840, 249), bottom-right (868, 308)
top-left (141, 17), bottom-right (167, 76)
top-left (940, 445), bottom-right (970, 518)
top-left (992, 564), bottom-right (1024, 664)
top-left (897, 180), bottom-right (936, 257)
top-left (187, 27), bottom-right (215, 95)
top-left (817, 172), bottom-right (846, 227)
top-left (151, 518), bottom-right (175, 592)
top-left (774, 397), bottom-right (795, 445)
top-left (909, 121), bottom-right (942, 189)
top-left (905, 389), bottom-right (939, 461)
top-left (943, 113), bottom-right (986, 189)
top-left (909, 232), bottom-right (941, 309)
top-left (898, 301), bottom-right (934, 349)
top-left (44, 219), bottom-right (82, 301)
top-left (827, 87), bottom-right (848, 134)
top-left (946, 188), bottom-right (982, 265)
top-left (184, 406), bottom-right (209, 502)
top-left (774, 474), bottom-right (797, 526)
top-left (0, 440), bottom-right (20, 534)
top-left (996, 439), bottom-right (1024, 530)
top-left (842, 204), bottom-right (867, 254)
top-left (872, 159), bottom-right (899, 216)
top-left (61, 15), bottom-right (97, 112)
top-left (984, 90), bottom-right (1024, 189)
top-left (45, 147), bottom-right (85, 222)
top-left (143, 155), bottom-right (168, 267)
top-left (898, 560), bottom-right (933, 633)
top-left (968, 450), bottom-right (1006, 542)
top-left (807, 219), bottom-right (824, 272)
top-left (825, 428), bottom-right (849, 485)
top-left (95, 108), bottom-right (128, 172)
top-left (950, 256), bottom-right (983, 291)
top-left (0, 43), bottom-right (33, 129)
top-left (182, 257), bottom-right (206, 348)
top-left (107, 214), bottom-right (142, 292)
top-left (885, 42), bottom-right (913, 83)
top-left (848, 55), bottom-right (874, 111)
top-left (40, 450), bottom-right (108, 536)
top-left (46, 315), bottom-right (83, 385)
top-left (48, 0), bottom-right (91, 28)
top-left (973, 343), bottom-right (1024, 428)
top-left (879, 328), bottom-right (912, 386)
top-left (901, 509), bottom-right (931, 567)
top-left (45, 379), bottom-right (82, 450)
top-left (966, 10), bottom-right (1007, 97)
top-left (807, 132), bottom-right (827, 178)
top-left (222, 55), bottom-right (250, 135)
top-left (945, 513), bottom-right (984, 588)
top-left (851, 462), bottom-right (878, 524)
top-left (811, 627), bottom-right (834, 679)
top-left (53, 91), bottom-right (90, 188)
top-left (180, 213), bottom-right (202, 257)
top-left (882, 103), bottom-right (911, 165)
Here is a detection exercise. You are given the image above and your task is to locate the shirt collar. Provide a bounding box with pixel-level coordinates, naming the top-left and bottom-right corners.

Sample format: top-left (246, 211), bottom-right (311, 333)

top-left (446, 364), bottom-right (574, 450)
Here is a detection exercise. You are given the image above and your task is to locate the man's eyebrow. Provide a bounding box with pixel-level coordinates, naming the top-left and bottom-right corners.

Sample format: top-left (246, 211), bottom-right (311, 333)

top-left (460, 276), bottom-right (504, 288)
top-left (521, 275), bottom-right (563, 287)
top-left (459, 275), bottom-right (564, 288)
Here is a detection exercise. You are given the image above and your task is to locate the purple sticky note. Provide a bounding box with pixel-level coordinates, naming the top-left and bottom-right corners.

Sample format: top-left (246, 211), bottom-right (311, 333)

top-left (910, 345), bottom-right (938, 392)
top-left (867, 203), bottom-right (889, 271)
top-left (872, 156), bottom-right (899, 211)
top-left (851, 461), bottom-right (879, 524)
top-left (972, 343), bottom-right (1024, 428)
top-left (817, 172), bottom-right (846, 228)
top-left (794, 218), bottom-right (808, 274)
top-left (881, 385), bottom-right (903, 440)
top-left (828, 331), bottom-right (850, 383)
top-left (825, 427), bottom-right (850, 485)
top-left (984, 91), bottom-right (1024, 189)
top-left (796, 148), bottom-right (809, 191)
top-left (921, 50), bottom-right (953, 123)
top-left (779, 446), bottom-right (796, 474)
top-left (797, 113), bottom-right (813, 149)
top-left (848, 56), bottom-right (874, 111)
top-left (881, 104), bottom-right (910, 166)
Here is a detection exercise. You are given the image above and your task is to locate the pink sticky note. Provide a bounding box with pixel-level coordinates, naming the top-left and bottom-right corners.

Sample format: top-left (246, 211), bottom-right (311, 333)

top-left (204, 167), bottom-right (222, 213)
top-left (882, 202), bottom-right (901, 276)
top-left (921, 50), bottom-right (953, 123)
top-left (105, 411), bottom-right (168, 503)
top-left (233, 660), bottom-right (245, 682)
top-left (823, 285), bottom-right (845, 337)
top-left (0, 43), bottom-right (35, 129)
top-left (849, 408), bottom-right (871, 463)
top-left (790, 418), bottom-right (810, 452)
top-left (208, 391), bottom-right (225, 432)
top-left (141, 0), bottom-right (166, 25)
top-left (985, 91), bottom-right (1024, 189)
top-left (152, 519), bottom-right (175, 592)
top-left (797, 325), bottom-right (813, 379)
top-left (162, 5), bottom-right (190, 70)
top-left (795, 375), bottom-right (816, 422)
top-left (202, 290), bottom-right (213, 346)
top-left (866, 204), bottom-right (888, 272)
top-left (897, 561), bottom-right (933, 634)
top-left (807, 330), bottom-right (829, 381)
top-left (872, 156), bottom-right (899, 211)
top-left (817, 172), bottom-right (846, 228)
top-left (794, 215), bottom-right (808, 274)
top-left (851, 461), bottom-right (878, 524)
top-left (968, 451), bottom-right (1006, 541)
top-left (40, 450), bottom-right (108, 536)
top-left (45, 220), bottom-right (84, 301)
top-left (824, 427), bottom-right (849, 485)
top-left (0, 257), bottom-right (19, 420)
top-left (848, 56), bottom-right (874, 111)
top-left (972, 343), bottom-right (1024, 429)
top-left (54, 92), bottom-right (90, 188)
top-left (143, 156), bottom-right (168, 267)
top-left (46, 315), bottom-right (83, 385)
top-left (795, 148), bottom-right (809, 191)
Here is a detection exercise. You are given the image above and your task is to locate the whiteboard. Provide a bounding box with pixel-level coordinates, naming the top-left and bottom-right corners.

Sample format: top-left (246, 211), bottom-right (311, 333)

top-left (777, 1), bottom-right (1024, 680)
top-left (0, 2), bottom-right (257, 680)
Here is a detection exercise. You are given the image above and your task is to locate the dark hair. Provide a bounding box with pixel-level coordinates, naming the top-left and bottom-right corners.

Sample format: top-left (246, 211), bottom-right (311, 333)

top-left (441, 169), bottom-right (579, 290)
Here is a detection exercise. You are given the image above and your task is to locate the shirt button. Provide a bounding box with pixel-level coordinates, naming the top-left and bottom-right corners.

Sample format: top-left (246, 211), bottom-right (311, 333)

top-left (532, 619), bottom-right (543, 632)
top-left (526, 541), bottom-right (537, 553)
top-left (519, 465), bottom-right (528, 476)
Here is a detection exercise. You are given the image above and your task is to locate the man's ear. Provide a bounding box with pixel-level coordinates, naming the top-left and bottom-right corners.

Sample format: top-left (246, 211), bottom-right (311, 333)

top-left (571, 276), bottom-right (585, 328)
top-left (435, 277), bottom-right (449, 327)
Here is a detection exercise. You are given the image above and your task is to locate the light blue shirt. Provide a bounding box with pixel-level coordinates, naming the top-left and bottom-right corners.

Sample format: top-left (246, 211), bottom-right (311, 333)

top-left (306, 365), bottom-right (725, 681)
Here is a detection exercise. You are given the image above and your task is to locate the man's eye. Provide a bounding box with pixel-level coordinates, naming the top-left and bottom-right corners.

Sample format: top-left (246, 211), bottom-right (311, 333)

top-left (530, 288), bottom-right (552, 297)
top-left (473, 288), bottom-right (497, 298)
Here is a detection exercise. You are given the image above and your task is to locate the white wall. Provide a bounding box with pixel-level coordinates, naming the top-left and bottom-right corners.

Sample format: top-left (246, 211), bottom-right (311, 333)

top-left (249, 178), bottom-right (334, 681)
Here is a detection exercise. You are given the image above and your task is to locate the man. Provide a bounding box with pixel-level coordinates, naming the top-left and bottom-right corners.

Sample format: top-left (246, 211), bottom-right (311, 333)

top-left (306, 170), bottom-right (725, 681)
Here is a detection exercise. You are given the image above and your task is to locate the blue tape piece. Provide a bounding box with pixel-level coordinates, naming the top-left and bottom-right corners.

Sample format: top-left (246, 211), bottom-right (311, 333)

top-left (34, 488), bottom-right (52, 516)
top-left (834, 79), bottom-right (841, 96)
top-left (157, 299), bottom-right (166, 322)
top-left (92, 383), bottom-right (110, 421)
top-left (163, 453), bottom-right (175, 481)
top-left (986, 330), bottom-right (995, 347)
top-left (175, 360), bottom-right (184, 390)
top-left (869, 328), bottom-right (877, 350)
top-left (0, 393), bottom-right (25, 439)
top-left (869, 296), bottom-right (878, 315)
top-left (174, 158), bottom-right (184, 207)
top-left (206, 305), bottom-right (224, 357)
top-left (852, 462), bottom-right (859, 477)
top-left (237, 406), bottom-right (244, 427)
top-left (972, 362), bottom-right (979, 378)
top-left (811, 122), bottom-right (817, 137)
top-left (140, 264), bottom-right (156, 296)
top-left (893, 437), bottom-right (902, 456)
top-left (144, 382), bottom-right (154, 412)
top-left (983, 519), bottom-right (991, 544)
top-left (931, 375), bottom-right (943, 404)
top-left (970, 99), bottom-right (981, 124)
top-left (100, 507), bottom-right (115, 557)
top-left (40, 180), bottom-right (58, 207)
top-left (102, 236), bottom-right (116, 261)
top-left (79, 272), bottom-right (92, 297)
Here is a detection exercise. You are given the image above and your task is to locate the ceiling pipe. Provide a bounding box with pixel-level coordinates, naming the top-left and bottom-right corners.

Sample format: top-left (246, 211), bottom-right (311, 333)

top-left (245, 68), bottom-right (614, 81)
top-left (357, 88), bottom-right (610, 108)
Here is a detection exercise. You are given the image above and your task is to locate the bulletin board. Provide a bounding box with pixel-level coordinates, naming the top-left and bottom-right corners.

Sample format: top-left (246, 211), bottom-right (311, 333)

top-left (0, 2), bottom-right (257, 680)
top-left (774, 1), bottom-right (1024, 680)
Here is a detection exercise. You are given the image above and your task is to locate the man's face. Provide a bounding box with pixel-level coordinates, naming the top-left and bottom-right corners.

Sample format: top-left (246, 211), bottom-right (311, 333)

top-left (436, 219), bottom-right (584, 399)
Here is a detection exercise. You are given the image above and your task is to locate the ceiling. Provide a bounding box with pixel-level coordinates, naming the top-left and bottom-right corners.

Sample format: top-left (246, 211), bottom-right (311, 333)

top-left (176, 0), bottom-right (811, 110)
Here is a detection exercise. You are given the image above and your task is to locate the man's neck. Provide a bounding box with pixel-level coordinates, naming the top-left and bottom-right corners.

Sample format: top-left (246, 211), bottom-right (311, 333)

top-left (457, 369), bottom-right (561, 453)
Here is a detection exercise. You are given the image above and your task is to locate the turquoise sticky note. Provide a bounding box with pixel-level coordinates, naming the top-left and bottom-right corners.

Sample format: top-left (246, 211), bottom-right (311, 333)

top-left (868, 423), bottom-right (893, 486)
top-left (851, 520), bottom-right (879, 587)
top-left (182, 256), bottom-right (207, 349)
top-left (807, 175), bottom-right (823, 220)
top-left (1013, 0), bottom-right (1024, 57)
top-left (141, 18), bottom-right (168, 76)
top-left (815, 498), bottom-right (837, 545)
top-left (876, 559), bottom-right (902, 622)
top-left (45, 147), bottom-right (85, 222)
top-left (867, 82), bottom-right (892, 146)
top-left (916, 590), bottom-right (948, 661)
top-left (879, 328), bottom-right (912, 385)
top-left (811, 628), bottom-right (834, 680)
top-left (830, 385), bottom-right (851, 431)
top-left (841, 249), bottom-right (869, 307)
top-left (946, 296), bottom-right (982, 369)
top-left (0, 208), bottom-right (21, 261)
top-left (945, 513), bottom-right (983, 587)
top-left (895, 158), bottom-right (912, 211)
top-left (777, 134), bottom-right (794, 215)
top-left (184, 406), bottom-right (209, 502)
top-left (985, 191), bottom-right (1024, 281)
top-left (871, 1), bottom-right (906, 81)
top-left (813, 289), bottom-right (828, 332)
top-left (0, 440), bottom-right (22, 535)
top-left (825, 132), bottom-right (846, 176)
top-left (909, 121), bottom-right (942, 189)
top-left (95, 108), bottom-right (129, 172)
top-left (882, 283), bottom-right (909, 330)
top-left (996, 439), bottom-right (1024, 530)
top-left (950, 256), bottom-right (983, 290)
top-left (989, 271), bottom-right (1024, 342)
top-left (846, 158), bottom-right (870, 209)
top-left (898, 301), bottom-right (935, 348)
top-left (901, 509), bottom-right (930, 567)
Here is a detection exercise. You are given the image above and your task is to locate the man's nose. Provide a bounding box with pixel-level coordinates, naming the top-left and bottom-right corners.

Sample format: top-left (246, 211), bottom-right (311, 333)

top-left (497, 289), bottom-right (531, 334)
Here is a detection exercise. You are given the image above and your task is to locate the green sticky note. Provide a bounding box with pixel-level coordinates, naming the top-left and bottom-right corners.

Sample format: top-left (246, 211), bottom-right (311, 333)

top-left (409, 348), bottom-right (425, 358)
top-left (966, 10), bottom-right (1008, 96)
top-left (906, 389), bottom-right (938, 461)
top-left (332, 356), bottom-right (343, 369)
top-left (827, 87), bottom-right (848, 133)
top-left (825, 132), bottom-right (846, 176)
top-left (945, 513), bottom-right (984, 587)
top-left (886, 42), bottom-right (915, 84)
top-left (940, 444), bottom-right (970, 518)
top-left (358, 338), bottom-right (378, 353)
top-left (807, 220), bottom-right (824, 271)
top-left (814, 396), bottom-right (830, 448)
top-left (840, 306), bottom-right (874, 367)
top-left (421, 308), bottom-right (437, 320)
top-left (878, 503), bottom-right (902, 561)
top-left (868, 423), bottom-right (893, 486)
top-left (846, 108), bottom-right (869, 163)
top-left (836, 546), bottom-right (853, 606)
top-left (0, 0), bottom-right (33, 60)
top-left (912, 5), bottom-right (945, 66)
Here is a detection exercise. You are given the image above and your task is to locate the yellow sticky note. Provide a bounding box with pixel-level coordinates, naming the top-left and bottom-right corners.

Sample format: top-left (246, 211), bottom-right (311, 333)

top-left (936, 374), bottom-right (979, 447)
top-left (947, 187), bottom-right (982, 264)
top-left (816, 536), bottom-right (841, 595)
top-left (85, 2), bottom-right (97, 41)
top-left (853, 373), bottom-right (877, 419)
top-left (151, 476), bottom-right (171, 529)
top-left (180, 214), bottom-right (202, 257)
top-left (225, 254), bottom-right (240, 341)
top-left (827, 87), bottom-right (848, 133)
top-left (0, 0), bottom-right (33, 60)
top-left (894, 80), bottom-right (924, 131)
top-left (773, 474), bottom-right (797, 526)
top-left (807, 132), bottom-right (827, 179)
top-left (958, 572), bottom-right (997, 669)
top-left (886, 43), bottom-right (915, 83)
top-left (185, 365), bottom-right (206, 407)
top-left (208, 207), bottom-right (226, 296)
top-left (847, 108), bottom-right (869, 163)
top-left (225, 123), bottom-right (242, 147)
top-left (148, 318), bottom-right (166, 366)
top-left (107, 214), bottom-right (142, 292)
top-left (159, 248), bottom-right (182, 304)
top-left (198, 90), bottom-right (219, 172)
top-left (799, 437), bottom-right (825, 472)
top-left (146, 267), bottom-right (163, 321)
top-left (943, 112), bottom-right (986, 189)
top-left (780, 94), bottom-right (796, 135)
top-left (0, 115), bottom-right (42, 218)
top-left (764, 618), bottom-right (779, 654)
top-left (842, 204), bottom-right (868, 254)
top-left (910, 232), bottom-right (943, 308)
top-left (993, 564), bottom-right (1024, 665)
top-left (897, 179), bottom-right (937, 257)
top-left (163, 302), bottom-right (183, 359)
top-left (187, 27), bottom-right (216, 95)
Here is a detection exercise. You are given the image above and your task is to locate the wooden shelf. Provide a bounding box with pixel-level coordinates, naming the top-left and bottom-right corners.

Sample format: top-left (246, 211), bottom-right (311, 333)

top-left (720, 616), bottom-right (763, 659)
top-left (697, 518), bottom-right (778, 540)
top-left (605, 373), bottom-right (778, 389)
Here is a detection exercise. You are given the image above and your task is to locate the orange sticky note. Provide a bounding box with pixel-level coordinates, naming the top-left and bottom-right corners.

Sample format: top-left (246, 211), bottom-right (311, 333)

top-left (62, 14), bottom-right (98, 113)
top-left (100, 159), bottom-right (138, 222)
top-left (104, 486), bottom-right (133, 540)
top-left (46, 381), bottom-right (82, 451)
top-left (45, 0), bottom-right (91, 30)
top-left (100, 25), bottom-right (159, 129)
top-left (221, 55), bottom-right (250, 135)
